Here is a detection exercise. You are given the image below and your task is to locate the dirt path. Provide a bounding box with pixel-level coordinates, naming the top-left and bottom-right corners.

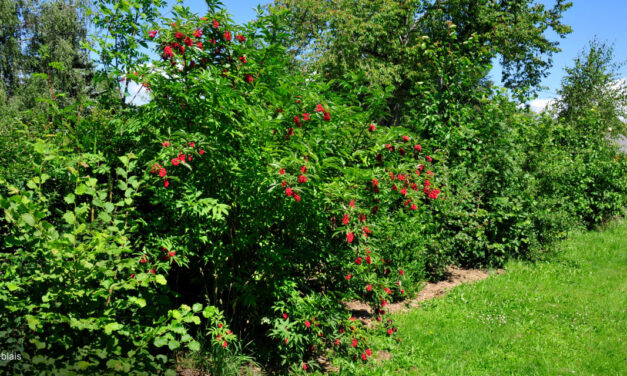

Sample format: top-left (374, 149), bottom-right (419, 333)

top-left (345, 266), bottom-right (503, 321)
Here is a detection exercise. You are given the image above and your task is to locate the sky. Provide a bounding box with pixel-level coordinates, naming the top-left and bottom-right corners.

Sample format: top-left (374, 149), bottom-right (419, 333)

top-left (152, 0), bottom-right (626, 111)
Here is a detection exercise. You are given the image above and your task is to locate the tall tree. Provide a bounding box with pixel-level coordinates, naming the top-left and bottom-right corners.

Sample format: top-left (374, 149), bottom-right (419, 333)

top-left (0, 0), bottom-right (93, 106)
top-left (273, 0), bottom-right (572, 124)
top-left (24, 0), bottom-right (94, 105)
top-left (0, 0), bottom-right (36, 98)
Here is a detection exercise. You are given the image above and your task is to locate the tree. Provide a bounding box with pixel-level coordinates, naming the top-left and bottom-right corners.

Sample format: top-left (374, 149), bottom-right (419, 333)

top-left (0, 0), bottom-right (34, 98)
top-left (24, 0), bottom-right (94, 106)
top-left (273, 0), bottom-right (572, 124)
top-left (0, 0), bottom-right (93, 107)
top-left (557, 39), bottom-right (627, 136)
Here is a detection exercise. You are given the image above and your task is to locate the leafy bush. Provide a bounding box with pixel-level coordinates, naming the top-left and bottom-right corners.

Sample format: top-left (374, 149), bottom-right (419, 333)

top-left (0, 1), bottom-right (625, 374)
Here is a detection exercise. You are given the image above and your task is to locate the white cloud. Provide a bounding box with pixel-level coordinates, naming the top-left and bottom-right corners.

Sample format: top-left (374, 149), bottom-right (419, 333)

top-left (125, 80), bottom-right (151, 106)
top-left (528, 98), bottom-right (557, 113)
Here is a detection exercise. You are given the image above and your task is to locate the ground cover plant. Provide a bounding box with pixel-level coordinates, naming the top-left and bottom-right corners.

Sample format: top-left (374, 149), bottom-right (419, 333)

top-left (0, 0), bottom-right (625, 375)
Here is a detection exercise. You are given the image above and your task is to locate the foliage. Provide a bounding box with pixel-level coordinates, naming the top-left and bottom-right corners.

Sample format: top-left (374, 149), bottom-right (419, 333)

top-left (0, 0), bottom-right (93, 106)
top-left (0, 0), bottom-right (625, 374)
top-left (0, 141), bottom-right (234, 374)
top-left (556, 38), bottom-right (627, 136)
top-left (274, 0), bottom-right (572, 115)
top-left (120, 3), bottom-right (445, 370)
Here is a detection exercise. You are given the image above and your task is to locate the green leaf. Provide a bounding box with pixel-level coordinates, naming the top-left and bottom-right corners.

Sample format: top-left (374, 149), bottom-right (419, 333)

top-left (26, 315), bottom-right (40, 331)
top-left (180, 334), bottom-right (192, 343)
top-left (115, 167), bottom-right (128, 178)
top-left (188, 340), bottom-right (201, 351)
top-left (106, 359), bottom-right (123, 371)
top-left (75, 184), bottom-right (88, 195)
top-left (192, 303), bottom-right (203, 312)
top-left (75, 361), bottom-right (91, 370)
top-left (21, 213), bottom-right (35, 227)
top-left (155, 274), bottom-right (167, 285)
top-left (104, 322), bottom-right (123, 335)
top-left (167, 339), bottom-right (180, 350)
top-left (154, 336), bottom-right (168, 348)
top-left (98, 212), bottom-right (111, 223)
top-left (64, 194), bottom-right (76, 204)
top-left (202, 306), bottom-right (217, 318)
top-left (62, 212), bottom-right (76, 225)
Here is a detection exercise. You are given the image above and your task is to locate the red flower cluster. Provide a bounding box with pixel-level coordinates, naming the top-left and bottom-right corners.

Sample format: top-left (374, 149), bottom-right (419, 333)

top-left (163, 46), bottom-right (173, 59)
top-left (427, 188), bottom-right (440, 199)
top-left (346, 232), bottom-right (354, 243)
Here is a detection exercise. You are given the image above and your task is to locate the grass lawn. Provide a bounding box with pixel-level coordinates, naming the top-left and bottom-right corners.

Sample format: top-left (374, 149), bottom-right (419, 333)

top-left (329, 221), bottom-right (627, 375)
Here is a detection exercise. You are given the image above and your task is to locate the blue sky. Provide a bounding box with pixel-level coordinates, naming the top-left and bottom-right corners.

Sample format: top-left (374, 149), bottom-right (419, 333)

top-left (525, 0), bottom-right (627, 100)
top-left (163, 0), bottom-right (626, 103)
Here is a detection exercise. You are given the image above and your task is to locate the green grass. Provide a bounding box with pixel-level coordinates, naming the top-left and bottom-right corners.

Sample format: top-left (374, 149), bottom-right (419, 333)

top-left (331, 221), bottom-right (627, 375)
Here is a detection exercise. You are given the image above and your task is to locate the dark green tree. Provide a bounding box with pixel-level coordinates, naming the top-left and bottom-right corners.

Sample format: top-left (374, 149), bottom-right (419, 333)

top-left (0, 0), bottom-right (93, 107)
top-left (23, 0), bottom-right (94, 106)
top-left (0, 0), bottom-right (35, 98)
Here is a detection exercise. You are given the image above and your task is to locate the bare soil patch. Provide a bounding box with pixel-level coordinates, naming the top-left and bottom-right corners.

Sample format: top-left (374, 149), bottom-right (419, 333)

top-left (176, 366), bottom-right (205, 376)
top-left (345, 266), bottom-right (502, 321)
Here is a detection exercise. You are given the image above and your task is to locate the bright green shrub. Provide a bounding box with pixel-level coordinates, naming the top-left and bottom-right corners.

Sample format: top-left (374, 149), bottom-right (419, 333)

top-left (0, 140), bottom-right (234, 374)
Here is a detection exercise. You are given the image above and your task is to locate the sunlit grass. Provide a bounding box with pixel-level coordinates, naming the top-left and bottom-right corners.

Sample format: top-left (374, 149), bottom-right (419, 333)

top-left (325, 221), bottom-right (627, 375)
